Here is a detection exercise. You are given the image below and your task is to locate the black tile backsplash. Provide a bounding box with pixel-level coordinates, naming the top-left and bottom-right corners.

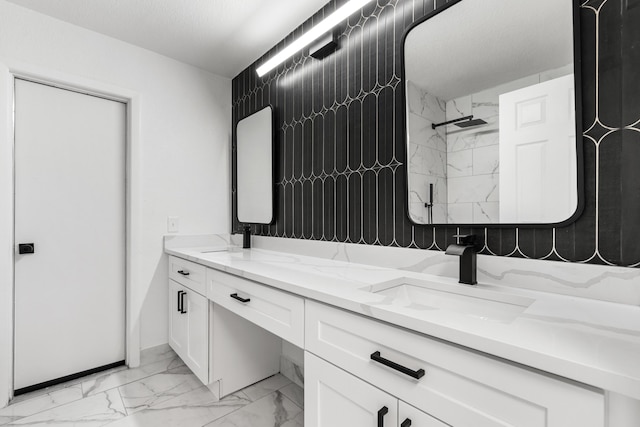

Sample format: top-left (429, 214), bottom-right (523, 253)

top-left (232, 0), bottom-right (640, 267)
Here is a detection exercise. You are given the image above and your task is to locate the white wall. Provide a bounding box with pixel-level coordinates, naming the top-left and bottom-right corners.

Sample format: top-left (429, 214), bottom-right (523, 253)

top-left (0, 0), bottom-right (230, 390)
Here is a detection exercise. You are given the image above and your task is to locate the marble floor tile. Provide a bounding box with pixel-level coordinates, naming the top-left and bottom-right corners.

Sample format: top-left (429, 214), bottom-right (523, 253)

top-left (8, 367), bottom-right (125, 407)
top-left (8, 389), bottom-right (126, 427)
top-left (118, 368), bottom-right (203, 414)
top-left (9, 386), bottom-right (69, 408)
top-left (81, 356), bottom-right (185, 397)
top-left (203, 390), bottom-right (303, 427)
top-left (279, 383), bottom-right (303, 409)
top-left (0, 386), bottom-right (83, 426)
top-left (107, 387), bottom-right (251, 427)
top-left (241, 374), bottom-right (292, 402)
top-left (12, 344), bottom-right (178, 408)
top-left (4, 352), bottom-right (304, 427)
top-left (140, 344), bottom-right (178, 366)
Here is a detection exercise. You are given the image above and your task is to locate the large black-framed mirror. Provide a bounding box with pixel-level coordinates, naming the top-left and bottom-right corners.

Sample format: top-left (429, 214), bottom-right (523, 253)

top-left (402, 0), bottom-right (583, 226)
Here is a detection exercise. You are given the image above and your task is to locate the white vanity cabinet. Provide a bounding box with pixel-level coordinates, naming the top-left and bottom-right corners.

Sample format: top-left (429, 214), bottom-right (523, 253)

top-left (306, 352), bottom-right (447, 427)
top-left (305, 300), bottom-right (605, 427)
top-left (168, 256), bottom-right (282, 395)
top-left (168, 278), bottom-right (209, 383)
top-left (168, 255), bottom-right (209, 383)
top-left (164, 249), bottom-right (632, 427)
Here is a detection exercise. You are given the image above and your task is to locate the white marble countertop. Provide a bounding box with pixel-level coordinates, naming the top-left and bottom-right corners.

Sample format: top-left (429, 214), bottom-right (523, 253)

top-left (166, 245), bottom-right (640, 400)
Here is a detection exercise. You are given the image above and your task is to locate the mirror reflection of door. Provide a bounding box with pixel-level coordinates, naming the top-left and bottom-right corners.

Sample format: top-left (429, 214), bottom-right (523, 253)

top-left (499, 75), bottom-right (577, 223)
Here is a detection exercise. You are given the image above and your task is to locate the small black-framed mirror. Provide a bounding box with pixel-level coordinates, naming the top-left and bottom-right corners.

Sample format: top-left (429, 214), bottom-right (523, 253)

top-left (236, 106), bottom-right (274, 224)
top-left (402, 0), bottom-right (583, 227)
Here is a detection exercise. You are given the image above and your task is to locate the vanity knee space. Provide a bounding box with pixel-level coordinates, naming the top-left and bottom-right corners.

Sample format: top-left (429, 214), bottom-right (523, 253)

top-left (168, 255), bottom-right (303, 398)
top-left (206, 267), bottom-right (304, 348)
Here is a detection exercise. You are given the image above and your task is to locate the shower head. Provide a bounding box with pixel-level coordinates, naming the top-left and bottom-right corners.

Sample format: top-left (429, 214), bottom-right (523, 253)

top-left (431, 115), bottom-right (488, 129)
top-left (454, 118), bottom-right (488, 128)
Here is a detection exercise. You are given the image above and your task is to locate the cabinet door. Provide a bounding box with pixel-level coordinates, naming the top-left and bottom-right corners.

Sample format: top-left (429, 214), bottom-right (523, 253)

top-left (184, 290), bottom-right (209, 383)
top-left (305, 351), bottom-right (398, 427)
top-left (399, 401), bottom-right (450, 427)
top-left (168, 279), bottom-right (187, 355)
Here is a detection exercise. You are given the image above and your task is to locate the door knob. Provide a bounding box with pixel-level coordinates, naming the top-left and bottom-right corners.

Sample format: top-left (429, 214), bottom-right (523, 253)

top-left (18, 243), bottom-right (35, 254)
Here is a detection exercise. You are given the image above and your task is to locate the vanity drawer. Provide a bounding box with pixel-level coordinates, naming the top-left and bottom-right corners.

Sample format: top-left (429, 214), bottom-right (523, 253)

top-left (169, 256), bottom-right (206, 295)
top-left (207, 269), bottom-right (304, 347)
top-left (306, 301), bottom-right (604, 427)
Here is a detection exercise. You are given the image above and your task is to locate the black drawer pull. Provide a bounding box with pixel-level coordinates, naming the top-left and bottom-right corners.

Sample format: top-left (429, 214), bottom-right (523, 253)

top-left (370, 351), bottom-right (425, 379)
top-left (401, 419), bottom-right (412, 427)
top-left (377, 406), bottom-right (389, 427)
top-left (177, 270), bottom-right (190, 276)
top-left (180, 291), bottom-right (187, 314)
top-left (230, 293), bottom-right (250, 303)
top-left (177, 290), bottom-right (183, 312)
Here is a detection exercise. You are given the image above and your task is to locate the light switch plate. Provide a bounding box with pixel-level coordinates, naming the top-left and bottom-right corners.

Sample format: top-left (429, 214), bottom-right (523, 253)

top-left (167, 217), bottom-right (179, 233)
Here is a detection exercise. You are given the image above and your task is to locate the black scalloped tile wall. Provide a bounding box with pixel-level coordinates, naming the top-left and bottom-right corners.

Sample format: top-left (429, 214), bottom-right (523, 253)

top-left (232, 0), bottom-right (640, 267)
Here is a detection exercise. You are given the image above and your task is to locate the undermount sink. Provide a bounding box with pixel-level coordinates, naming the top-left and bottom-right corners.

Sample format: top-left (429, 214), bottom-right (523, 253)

top-left (362, 277), bottom-right (534, 323)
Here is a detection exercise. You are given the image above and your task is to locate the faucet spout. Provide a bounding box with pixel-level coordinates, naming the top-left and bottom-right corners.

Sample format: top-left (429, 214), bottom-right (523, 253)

top-left (242, 225), bottom-right (251, 249)
top-left (445, 234), bottom-right (478, 285)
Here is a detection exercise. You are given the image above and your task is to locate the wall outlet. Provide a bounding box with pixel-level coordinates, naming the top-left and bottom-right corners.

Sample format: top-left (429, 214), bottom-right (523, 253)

top-left (167, 216), bottom-right (179, 233)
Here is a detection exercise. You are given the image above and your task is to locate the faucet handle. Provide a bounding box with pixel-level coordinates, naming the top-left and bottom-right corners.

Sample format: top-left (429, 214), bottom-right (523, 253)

top-left (452, 234), bottom-right (477, 245)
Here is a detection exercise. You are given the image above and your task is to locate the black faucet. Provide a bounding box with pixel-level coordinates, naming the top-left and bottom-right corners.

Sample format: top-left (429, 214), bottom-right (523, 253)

top-left (242, 225), bottom-right (251, 249)
top-left (445, 234), bottom-right (478, 285)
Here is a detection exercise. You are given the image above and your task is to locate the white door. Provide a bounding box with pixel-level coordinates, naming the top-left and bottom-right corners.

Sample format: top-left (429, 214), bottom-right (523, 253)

top-left (14, 79), bottom-right (126, 391)
top-left (499, 74), bottom-right (576, 223)
top-left (305, 351), bottom-right (398, 427)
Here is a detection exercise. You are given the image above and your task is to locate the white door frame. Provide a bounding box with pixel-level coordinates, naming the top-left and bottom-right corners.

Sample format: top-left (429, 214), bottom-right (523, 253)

top-left (0, 60), bottom-right (142, 407)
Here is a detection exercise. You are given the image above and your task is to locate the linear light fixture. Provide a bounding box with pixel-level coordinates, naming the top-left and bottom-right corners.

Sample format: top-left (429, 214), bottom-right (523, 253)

top-left (256, 0), bottom-right (374, 77)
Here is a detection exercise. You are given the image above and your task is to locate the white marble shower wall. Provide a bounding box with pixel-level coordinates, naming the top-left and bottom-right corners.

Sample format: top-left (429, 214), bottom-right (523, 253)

top-left (446, 86), bottom-right (502, 223)
top-left (406, 80), bottom-right (448, 223)
top-left (444, 66), bottom-right (574, 223)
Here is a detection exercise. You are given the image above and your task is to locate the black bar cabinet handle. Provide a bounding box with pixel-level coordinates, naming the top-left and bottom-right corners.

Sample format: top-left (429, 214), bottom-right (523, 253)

top-left (370, 351), bottom-right (425, 379)
top-left (180, 291), bottom-right (187, 314)
top-left (377, 406), bottom-right (389, 427)
top-left (230, 293), bottom-right (250, 303)
top-left (177, 270), bottom-right (190, 276)
top-left (177, 290), bottom-right (183, 312)
top-left (401, 419), bottom-right (412, 427)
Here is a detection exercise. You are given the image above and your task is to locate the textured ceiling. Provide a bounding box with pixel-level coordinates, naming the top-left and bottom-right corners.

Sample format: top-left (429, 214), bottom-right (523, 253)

top-left (4, 0), bottom-right (329, 78)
